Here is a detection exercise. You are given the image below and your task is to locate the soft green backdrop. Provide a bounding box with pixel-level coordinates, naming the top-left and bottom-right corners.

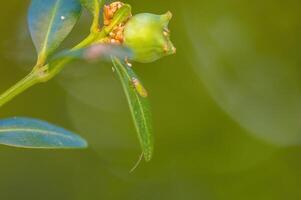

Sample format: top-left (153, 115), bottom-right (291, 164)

top-left (0, 0), bottom-right (300, 199)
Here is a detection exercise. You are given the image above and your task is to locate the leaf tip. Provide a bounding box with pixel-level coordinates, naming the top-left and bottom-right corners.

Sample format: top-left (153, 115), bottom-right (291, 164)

top-left (79, 138), bottom-right (89, 149)
top-left (143, 149), bottom-right (153, 162)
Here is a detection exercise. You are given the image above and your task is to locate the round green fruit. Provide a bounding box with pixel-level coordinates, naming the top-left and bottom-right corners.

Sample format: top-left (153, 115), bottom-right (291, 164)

top-left (123, 12), bottom-right (176, 63)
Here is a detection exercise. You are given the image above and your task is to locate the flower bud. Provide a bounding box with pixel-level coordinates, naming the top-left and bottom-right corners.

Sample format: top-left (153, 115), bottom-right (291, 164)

top-left (123, 12), bottom-right (176, 63)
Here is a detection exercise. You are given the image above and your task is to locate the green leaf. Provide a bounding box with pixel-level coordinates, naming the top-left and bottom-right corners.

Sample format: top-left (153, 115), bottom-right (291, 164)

top-left (103, 4), bottom-right (132, 33)
top-left (28, 0), bottom-right (82, 63)
top-left (112, 57), bottom-right (153, 161)
top-left (0, 117), bottom-right (87, 149)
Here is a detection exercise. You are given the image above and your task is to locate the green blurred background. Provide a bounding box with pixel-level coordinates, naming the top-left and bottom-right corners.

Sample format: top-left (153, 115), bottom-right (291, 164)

top-left (0, 0), bottom-right (300, 199)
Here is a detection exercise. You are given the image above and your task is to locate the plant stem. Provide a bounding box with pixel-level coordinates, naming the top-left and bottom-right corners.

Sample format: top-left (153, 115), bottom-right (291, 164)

top-left (0, 32), bottom-right (96, 108)
top-left (73, 33), bottom-right (97, 50)
top-left (0, 70), bottom-right (39, 108)
top-left (0, 32), bottom-right (102, 108)
top-left (0, 4), bottom-right (132, 108)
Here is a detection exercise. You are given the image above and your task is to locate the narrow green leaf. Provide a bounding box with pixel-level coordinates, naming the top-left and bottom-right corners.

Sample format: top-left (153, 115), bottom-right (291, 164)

top-left (28, 0), bottom-right (82, 62)
top-left (112, 57), bottom-right (153, 161)
top-left (103, 4), bottom-right (132, 34)
top-left (0, 117), bottom-right (87, 149)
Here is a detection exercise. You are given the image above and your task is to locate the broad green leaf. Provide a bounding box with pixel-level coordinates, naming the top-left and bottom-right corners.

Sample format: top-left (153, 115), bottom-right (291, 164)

top-left (112, 57), bottom-right (153, 161)
top-left (50, 44), bottom-right (133, 63)
top-left (28, 0), bottom-right (82, 61)
top-left (0, 117), bottom-right (87, 149)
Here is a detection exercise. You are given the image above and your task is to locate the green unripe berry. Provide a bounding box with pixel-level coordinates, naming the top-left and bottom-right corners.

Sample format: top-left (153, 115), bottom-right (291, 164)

top-left (123, 12), bottom-right (176, 63)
